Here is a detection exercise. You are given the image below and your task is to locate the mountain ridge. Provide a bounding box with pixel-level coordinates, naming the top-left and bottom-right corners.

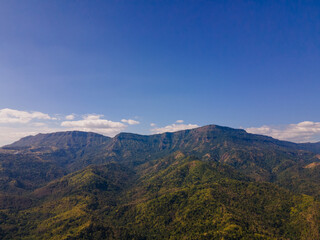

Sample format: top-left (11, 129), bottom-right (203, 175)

top-left (2, 131), bottom-right (111, 150)
top-left (1, 124), bottom-right (320, 239)
top-left (1, 124), bottom-right (320, 184)
top-left (4, 124), bottom-right (320, 151)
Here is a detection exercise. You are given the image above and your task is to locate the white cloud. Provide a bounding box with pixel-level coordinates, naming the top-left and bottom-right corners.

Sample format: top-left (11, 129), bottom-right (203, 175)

top-left (65, 114), bottom-right (75, 120)
top-left (0, 108), bottom-right (54, 124)
top-left (150, 123), bottom-right (156, 127)
top-left (83, 114), bottom-right (103, 120)
top-left (246, 121), bottom-right (320, 143)
top-left (151, 122), bottom-right (199, 134)
top-left (61, 114), bottom-right (126, 136)
top-left (121, 119), bottom-right (140, 125)
top-left (176, 120), bottom-right (184, 123)
top-left (32, 122), bottom-right (47, 127)
top-left (0, 109), bottom-right (135, 146)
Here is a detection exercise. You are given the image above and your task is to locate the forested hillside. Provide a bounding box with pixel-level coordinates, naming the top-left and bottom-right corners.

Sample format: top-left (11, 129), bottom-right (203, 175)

top-left (0, 125), bottom-right (320, 239)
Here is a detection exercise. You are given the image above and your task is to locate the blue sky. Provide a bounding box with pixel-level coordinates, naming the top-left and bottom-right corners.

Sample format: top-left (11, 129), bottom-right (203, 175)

top-left (0, 0), bottom-right (320, 145)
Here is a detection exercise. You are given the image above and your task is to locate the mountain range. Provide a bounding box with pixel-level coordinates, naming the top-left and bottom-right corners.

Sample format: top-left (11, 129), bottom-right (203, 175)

top-left (0, 124), bottom-right (320, 239)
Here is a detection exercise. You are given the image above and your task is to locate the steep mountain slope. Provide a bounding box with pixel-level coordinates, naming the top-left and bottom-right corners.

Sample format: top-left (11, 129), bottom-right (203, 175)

top-left (1, 125), bottom-right (320, 196)
top-left (0, 132), bottom-right (111, 193)
top-left (83, 126), bottom-right (320, 188)
top-left (298, 142), bottom-right (320, 154)
top-left (103, 127), bottom-right (320, 200)
top-left (2, 131), bottom-right (111, 167)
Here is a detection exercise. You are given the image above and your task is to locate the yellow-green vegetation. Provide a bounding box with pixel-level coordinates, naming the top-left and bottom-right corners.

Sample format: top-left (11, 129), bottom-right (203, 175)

top-left (0, 156), bottom-right (318, 239)
top-left (114, 156), bottom-right (320, 239)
